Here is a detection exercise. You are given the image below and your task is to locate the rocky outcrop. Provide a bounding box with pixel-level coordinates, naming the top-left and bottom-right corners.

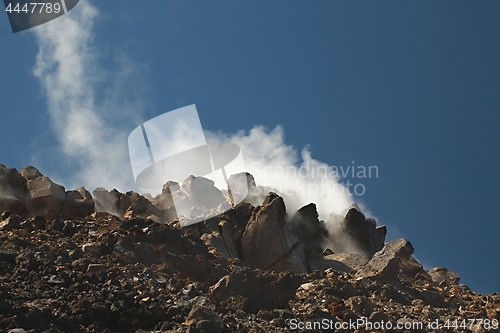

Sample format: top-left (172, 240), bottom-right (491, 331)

top-left (61, 187), bottom-right (94, 220)
top-left (22, 166), bottom-right (66, 220)
top-left (240, 193), bottom-right (308, 274)
top-left (0, 164), bottom-right (26, 217)
top-left (329, 205), bottom-right (386, 258)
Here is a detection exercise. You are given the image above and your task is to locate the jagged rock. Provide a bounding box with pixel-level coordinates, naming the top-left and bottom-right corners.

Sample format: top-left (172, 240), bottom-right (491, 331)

top-left (22, 167), bottom-right (66, 220)
top-left (240, 193), bottom-right (307, 274)
top-left (355, 238), bottom-right (414, 281)
top-left (118, 191), bottom-right (141, 216)
top-left (151, 181), bottom-right (179, 222)
top-left (124, 195), bottom-right (163, 220)
top-left (428, 266), bottom-right (460, 286)
top-left (61, 187), bottom-right (94, 220)
top-left (208, 267), bottom-right (303, 314)
top-left (185, 305), bottom-right (224, 333)
top-left (328, 207), bottom-right (386, 258)
top-left (0, 164), bottom-right (26, 217)
top-left (289, 203), bottom-right (329, 260)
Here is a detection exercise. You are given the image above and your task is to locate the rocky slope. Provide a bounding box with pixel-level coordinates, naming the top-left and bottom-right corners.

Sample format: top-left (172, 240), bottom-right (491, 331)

top-left (0, 164), bottom-right (498, 333)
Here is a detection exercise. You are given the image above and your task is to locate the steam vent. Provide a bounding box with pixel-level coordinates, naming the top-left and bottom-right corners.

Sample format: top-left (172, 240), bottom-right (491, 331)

top-left (0, 163), bottom-right (498, 332)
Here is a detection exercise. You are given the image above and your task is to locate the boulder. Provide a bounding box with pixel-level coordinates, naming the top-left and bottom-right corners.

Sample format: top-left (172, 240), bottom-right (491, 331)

top-left (0, 164), bottom-right (26, 217)
top-left (328, 207), bottom-right (386, 258)
top-left (240, 193), bottom-right (307, 274)
top-left (22, 166), bottom-right (66, 220)
top-left (61, 187), bottom-right (94, 220)
top-left (427, 267), bottom-right (460, 286)
top-left (208, 267), bottom-right (303, 314)
top-left (355, 238), bottom-right (414, 281)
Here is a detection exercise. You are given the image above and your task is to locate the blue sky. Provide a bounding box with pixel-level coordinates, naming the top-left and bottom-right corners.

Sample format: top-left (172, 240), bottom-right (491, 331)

top-left (1, 1), bottom-right (499, 294)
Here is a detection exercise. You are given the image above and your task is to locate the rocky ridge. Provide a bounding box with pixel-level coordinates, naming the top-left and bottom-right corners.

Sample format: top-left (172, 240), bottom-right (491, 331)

top-left (0, 164), bottom-right (498, 333)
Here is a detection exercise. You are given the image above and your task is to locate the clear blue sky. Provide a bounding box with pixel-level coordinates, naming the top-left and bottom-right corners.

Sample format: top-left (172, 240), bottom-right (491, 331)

top-left (1, 1), bottom-right (499, 294)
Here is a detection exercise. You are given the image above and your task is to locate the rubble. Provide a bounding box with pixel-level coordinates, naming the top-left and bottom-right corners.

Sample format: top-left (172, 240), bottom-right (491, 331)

top-left (0, 163), bottom-right (497, 332)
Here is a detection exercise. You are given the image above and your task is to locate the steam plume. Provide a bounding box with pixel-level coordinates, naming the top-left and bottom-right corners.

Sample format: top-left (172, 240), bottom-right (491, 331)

top-left (31, 0), bottom-right (357, 224)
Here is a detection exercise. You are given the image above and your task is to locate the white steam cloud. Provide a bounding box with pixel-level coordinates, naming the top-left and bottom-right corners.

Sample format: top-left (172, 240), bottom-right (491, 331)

top-left (32, 0), bottom-right (357, 221)
top-left (32, 0), bottom-right (142, 192)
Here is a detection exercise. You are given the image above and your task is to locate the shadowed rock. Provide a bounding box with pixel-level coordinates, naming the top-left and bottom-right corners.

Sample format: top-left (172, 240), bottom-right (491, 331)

top-left (329, 206), bottom-right (386, 258)
top-left (61, 187), bottom-right (94, 220)
top-left (0, 164), bottom-right (26, 217)
top-left (289, 203), bottom-right (328, 261)
top-left (428, 266), bottom-right (460, 286)
top-left (240, 193), bottom-right (307, 274)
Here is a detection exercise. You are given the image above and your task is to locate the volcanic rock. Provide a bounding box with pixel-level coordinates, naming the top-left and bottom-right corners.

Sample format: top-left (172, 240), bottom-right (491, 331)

top-left (329, 205), bottom-right (386, 258)
top-left (151, 181), bottom-right (179, 222)
top-left (0, 214), bottom-right (22, 230)
top-left (289, 203), bottom-right (329, 261)
top-left (61, 187), bottom-right (94, 219)
top-left (0, 162), bottom-right (497, 333)
top-left (355, 238), bottom-right (414, 281)
top-left (0, 164), bottom-right (26, 217)
top-left (208, 267), bottom-right (303, 314)
top-left (185, 305), bottom-right (224, 333)
top-left (240, 193), bottom-right (307, 274)
top-left (22, 166), bottom-right (66, 220)
top-left (428, 266), bottom-right (460, 286)
top-left (123, 195), bottom-right (163, 220)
